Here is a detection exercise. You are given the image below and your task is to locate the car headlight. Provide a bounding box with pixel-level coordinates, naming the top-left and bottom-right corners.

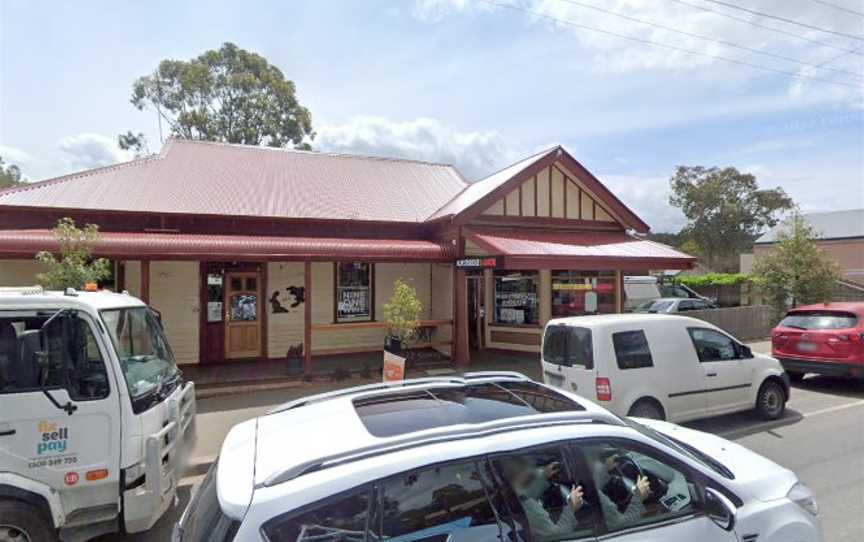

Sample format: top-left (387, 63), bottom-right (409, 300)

top-left (787, 482), bottom-right (819, 516)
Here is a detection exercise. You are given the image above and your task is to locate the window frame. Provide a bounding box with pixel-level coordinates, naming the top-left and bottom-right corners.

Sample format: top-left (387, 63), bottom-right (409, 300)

top-left (333, 262), bottom-right (375, 323)
top-left (567, 436), bottom-right (713, 537)
top-left (686, 327), bottom-right (742, 363)
top-left (493, 270), bottom-right (541, 327)
top-left (611, 329), bottom-right (654, 370)
top-left (0, 309), bottom-right (112, 401)
top-left (550, 270), bottom-right (617, 318)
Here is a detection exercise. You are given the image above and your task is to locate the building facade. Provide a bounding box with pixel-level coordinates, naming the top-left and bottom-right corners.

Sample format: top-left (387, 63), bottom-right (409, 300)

top-left (0, 140), bottom-right (694, 369)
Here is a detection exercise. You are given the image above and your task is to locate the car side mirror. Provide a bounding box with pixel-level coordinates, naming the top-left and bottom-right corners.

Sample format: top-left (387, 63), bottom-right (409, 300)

top-left (705, 487), bottom-right (736, 531)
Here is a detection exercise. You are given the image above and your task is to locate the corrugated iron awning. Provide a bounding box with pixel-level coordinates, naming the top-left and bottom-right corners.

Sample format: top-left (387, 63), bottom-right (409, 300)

top-left (0, 230), bottom-right (454, 261)
top-left (465, 227), bottom-right (695, 270)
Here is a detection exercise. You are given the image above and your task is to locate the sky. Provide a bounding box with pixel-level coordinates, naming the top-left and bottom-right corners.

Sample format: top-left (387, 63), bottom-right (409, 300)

top-left (1, 0), bottom-right (862, 233)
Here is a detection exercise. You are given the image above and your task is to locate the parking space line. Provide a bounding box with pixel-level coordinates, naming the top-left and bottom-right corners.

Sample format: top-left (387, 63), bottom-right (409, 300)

top-left (721, 399), bottom-right (864, 440)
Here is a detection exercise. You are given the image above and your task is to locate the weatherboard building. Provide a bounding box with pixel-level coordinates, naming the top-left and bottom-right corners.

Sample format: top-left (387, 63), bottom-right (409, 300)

top-left (0, 140), bottom-right (694, 370)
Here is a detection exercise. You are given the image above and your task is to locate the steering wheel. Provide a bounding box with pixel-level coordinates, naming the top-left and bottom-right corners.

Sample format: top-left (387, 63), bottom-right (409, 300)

top-left (610, 454), bottom-right (644, 497)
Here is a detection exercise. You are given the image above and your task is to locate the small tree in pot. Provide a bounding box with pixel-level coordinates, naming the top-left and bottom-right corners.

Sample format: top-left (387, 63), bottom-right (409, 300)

top-left (382, 279), bottom-right (422, 358)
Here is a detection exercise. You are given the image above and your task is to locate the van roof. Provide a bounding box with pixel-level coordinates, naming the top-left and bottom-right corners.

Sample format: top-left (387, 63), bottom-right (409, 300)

top-left (547, 313), bottom-right (701, 328)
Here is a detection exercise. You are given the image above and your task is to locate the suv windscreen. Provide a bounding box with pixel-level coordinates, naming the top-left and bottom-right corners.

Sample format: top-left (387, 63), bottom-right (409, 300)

top-left (176, 461), bottom-right (239, 542)
top-left (636, 300), bottom-right (673, 313)
top-left (101, 307), bottom-right (181, 413)
top-left (354, 381), bottom-right (583, 438)
top-left (780, 311), bottom-right (858, 330)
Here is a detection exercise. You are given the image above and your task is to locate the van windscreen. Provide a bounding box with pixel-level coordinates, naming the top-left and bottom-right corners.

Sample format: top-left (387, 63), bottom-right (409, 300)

top-left (543, 325), bottom-right (593, 369)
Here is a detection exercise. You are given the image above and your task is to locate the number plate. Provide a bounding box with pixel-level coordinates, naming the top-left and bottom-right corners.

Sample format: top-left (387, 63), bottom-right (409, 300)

top-left (797, 341), bottom-right (818, 352)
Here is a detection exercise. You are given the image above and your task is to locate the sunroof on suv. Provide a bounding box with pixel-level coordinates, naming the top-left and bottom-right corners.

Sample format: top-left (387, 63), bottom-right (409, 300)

top-left (353, 381), bottom-right (584, 438)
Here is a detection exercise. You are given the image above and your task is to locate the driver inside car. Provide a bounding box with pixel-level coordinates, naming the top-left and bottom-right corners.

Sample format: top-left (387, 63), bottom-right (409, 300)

top-left (587, 447), bottom-right (651, 530)
top-left (500, 457), bottom-right (585, 540)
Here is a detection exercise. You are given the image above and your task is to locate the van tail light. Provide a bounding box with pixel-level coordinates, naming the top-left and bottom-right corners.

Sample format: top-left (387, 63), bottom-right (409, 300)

top-left (596, 377), bottom-right (612, 402)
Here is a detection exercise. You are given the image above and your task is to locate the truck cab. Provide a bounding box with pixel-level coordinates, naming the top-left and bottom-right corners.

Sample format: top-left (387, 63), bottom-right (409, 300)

top-left (0, 286), bottom-right (196, 541)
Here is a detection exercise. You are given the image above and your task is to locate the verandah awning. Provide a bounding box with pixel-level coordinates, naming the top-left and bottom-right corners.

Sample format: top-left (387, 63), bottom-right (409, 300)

top-left (0, 229), bottom-right (455, 262)
top-left (464, 227), bottom-right (695, 270)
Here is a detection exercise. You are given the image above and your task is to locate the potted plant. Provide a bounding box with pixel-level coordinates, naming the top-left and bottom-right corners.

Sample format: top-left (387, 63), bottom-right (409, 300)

top-left (382, 279), bottom-right (422, 357)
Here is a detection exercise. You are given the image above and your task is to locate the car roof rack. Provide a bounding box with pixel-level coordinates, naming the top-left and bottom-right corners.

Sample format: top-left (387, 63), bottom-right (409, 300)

top-left (267, 371), bottom-right (533, 415)
top-left (261, 410), bottom-right (623, 488)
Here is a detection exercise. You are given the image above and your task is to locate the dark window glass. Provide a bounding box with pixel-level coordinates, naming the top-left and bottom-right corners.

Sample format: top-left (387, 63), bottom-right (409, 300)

top-left (494, 271), bottom-right (539, 325)
top-left (265, 488), bottom-right (371, 541)
top-left (491, 447), bottom-right (596, 541)
top-left (578, 441), bottom-right (701, 533)
top-left (0, 312), bottom-right (109, 400)
top-left (543, 326), bottom-right (593, 369)
top-left (677, 300), bottom-right (694, 312)
top-left (206, 273), bottom-right (224, 323)
top-left (178, 462), bottom-right (240, 542)
top-left (337, 262), bottom-right (372, 322)
top-left (636, 300), bottom-right (673, 313)
top-left (354, 382), bottom-right (582, 438)
top-left (230, 277), bottom-right (242, 291)
top-left (245, 277), bottom-right (257, 291)
top-left (780, 311), bottom-right (858, 330)
top-left (551, 271), bottom-right (616, 317)
top-left (372, 460), bottom-right (500, 541)
top-left (688, 328), bottom-right (737, 362)
top-left (612, 330), bottom-right (653, 370)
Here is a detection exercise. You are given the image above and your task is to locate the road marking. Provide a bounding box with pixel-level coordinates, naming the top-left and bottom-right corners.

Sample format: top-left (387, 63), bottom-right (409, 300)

top-left (722, 399), bottom-right (864, 439)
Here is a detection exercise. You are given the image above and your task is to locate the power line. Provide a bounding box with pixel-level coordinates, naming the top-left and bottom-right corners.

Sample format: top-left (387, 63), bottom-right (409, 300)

top-left (700, 0), bottom-right (864, 42)
top-left (477, 0), bottom-right (862, 89)
top-left (556, 0), bottom-right (863, 80)
top-left (665, 0), bottom-right (864, 56)
top-left (806, 0), bottom-right (864, 19)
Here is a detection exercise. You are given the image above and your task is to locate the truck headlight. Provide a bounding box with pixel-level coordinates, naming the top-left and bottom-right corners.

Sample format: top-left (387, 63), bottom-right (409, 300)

top-left (123, 461), bottom-right (146, 487)
top-left (787, 482), bottom-right (819, 516)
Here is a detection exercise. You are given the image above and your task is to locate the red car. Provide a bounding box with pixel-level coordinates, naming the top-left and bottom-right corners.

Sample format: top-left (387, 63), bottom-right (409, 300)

top-left (772, 302), bottom-right (864, 381)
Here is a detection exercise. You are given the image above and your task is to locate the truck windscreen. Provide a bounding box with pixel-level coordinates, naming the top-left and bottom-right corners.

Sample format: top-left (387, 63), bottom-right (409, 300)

top-left (101, 307), bottom-right (181, 414)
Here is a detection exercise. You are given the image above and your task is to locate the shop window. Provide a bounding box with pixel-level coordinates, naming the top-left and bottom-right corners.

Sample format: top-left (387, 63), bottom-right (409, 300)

top-left (551, 271), bottom-right (616, 318)
top-left (494, 271), bottom-right (539, 325)
top-left (336, 262), bottom-right (373, 322)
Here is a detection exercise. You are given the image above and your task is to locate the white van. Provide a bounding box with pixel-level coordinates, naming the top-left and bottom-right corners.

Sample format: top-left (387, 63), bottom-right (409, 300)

top-left (541, 314), bottom-right (790, 423)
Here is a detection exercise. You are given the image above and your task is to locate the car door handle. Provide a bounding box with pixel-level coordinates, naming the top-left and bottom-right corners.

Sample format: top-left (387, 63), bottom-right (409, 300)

top-left (707, 372), bottom-right (718, 377)
top-left (570, 382), bottom-right (579, 392)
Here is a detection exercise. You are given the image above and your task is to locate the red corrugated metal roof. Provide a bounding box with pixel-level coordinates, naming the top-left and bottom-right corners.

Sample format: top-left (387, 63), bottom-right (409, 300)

top-left (0, 139), bottom-right (468, 223)
top-left (465, 227), bottom-right (695, 269)
top-left (0, 230), bottom-right (454, 261)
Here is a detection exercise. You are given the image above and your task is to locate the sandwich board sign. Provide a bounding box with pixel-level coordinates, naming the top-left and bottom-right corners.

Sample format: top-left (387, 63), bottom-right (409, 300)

top-left (383, 350), bottom-right (406, 382)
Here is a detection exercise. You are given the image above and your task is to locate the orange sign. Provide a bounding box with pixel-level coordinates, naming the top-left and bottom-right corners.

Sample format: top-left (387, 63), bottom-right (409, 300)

top-left (383, 351), bottom-right (406, 382)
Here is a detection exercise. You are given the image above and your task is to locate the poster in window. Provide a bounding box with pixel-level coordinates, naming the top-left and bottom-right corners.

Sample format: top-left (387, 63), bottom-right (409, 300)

top-left (207, 302), bottom-right (223, 322)
top-left (338, 288), bottom-right (370, 321)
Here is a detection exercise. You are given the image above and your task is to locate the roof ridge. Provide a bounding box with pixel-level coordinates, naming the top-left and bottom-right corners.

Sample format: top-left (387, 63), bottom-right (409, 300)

top-left (168, 137), bottom-right (463, 170)
top-left (0, 154), bottom-right (161, 199)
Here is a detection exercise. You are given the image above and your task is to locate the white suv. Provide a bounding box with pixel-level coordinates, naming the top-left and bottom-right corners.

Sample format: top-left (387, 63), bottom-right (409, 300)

top-left (174, 373), bottom-right (822, 542)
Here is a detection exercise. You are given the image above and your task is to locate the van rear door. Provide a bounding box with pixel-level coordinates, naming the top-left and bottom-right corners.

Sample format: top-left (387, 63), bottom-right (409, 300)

top-left (541, 324), bottom-right (595, 398)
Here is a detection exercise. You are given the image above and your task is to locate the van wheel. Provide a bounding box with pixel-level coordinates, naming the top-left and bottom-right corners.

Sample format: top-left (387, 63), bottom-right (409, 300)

top-left (756, 379), bottom-right (786, 420)
top-left (628, 399), bottom-right (665, 421)
top-left (0, 500), bottom-right (57, 542)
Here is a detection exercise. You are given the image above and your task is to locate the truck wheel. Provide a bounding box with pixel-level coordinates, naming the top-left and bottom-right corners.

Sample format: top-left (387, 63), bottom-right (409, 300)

top-left (627, 399), bottom-right (665, 421)
top-left (756, 379), bottom-right (786, 420)
top-left (0, 500), bottom-right (57, 542)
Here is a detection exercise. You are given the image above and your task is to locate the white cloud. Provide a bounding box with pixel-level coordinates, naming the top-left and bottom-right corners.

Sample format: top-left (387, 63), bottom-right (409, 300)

top-left (601, 173), bottom-right (685, 232)
top-left (415, 0), bottom-right (864, 104)
top-left (56, 133), bottom-right (134, 171)
top-left (315, 116), bottom-right (512, 180)
top-left (0, 144), bottom-right (31, 165)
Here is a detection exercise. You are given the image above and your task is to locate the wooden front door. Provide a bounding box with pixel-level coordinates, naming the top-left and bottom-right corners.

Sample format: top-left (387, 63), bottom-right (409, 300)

top-left (224, 271), bottom-right (262, 359)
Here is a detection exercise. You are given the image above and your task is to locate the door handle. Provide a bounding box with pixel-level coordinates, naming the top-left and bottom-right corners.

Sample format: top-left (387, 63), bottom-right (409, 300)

top-left (570, 382), bottom-right (579, 392)
top-left (707, 372), bottom-right (718, 377)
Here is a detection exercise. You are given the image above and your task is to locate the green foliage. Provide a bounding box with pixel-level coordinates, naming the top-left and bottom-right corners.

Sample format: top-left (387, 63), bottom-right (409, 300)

top-left (669, 165), bottom-right (794, 271)
top-left (117, 131), bottom-right (149, 157)
top-left (0, 157), bottom-right (23, 190)
top-left (752, 214), bottom-right (841, 317)
top-left (129, 42), bottom-right (314, 149)
top-left (383, 279), bottom-right (423, 345)
top-left (675, 273), bottom-right (751, 288)
top-left (35, 218), bottom-right (111, 290)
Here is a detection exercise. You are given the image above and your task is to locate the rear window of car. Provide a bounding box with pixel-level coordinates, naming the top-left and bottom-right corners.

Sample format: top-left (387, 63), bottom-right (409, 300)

top-left (353, 381), bottom-right (583, 438)
top-left (543, 325), bottom-right (593, 368)
top-left (780, 311), bottom-right (858, 330)
top-left (612, 330), bottom-right (654, 369)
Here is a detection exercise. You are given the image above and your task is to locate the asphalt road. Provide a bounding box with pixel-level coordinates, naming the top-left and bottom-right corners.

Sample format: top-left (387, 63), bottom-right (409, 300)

top-left (103, 366), bottom-right (864, 542)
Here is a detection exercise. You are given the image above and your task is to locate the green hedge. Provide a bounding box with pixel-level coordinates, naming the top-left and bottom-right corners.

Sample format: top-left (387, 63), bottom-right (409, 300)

top-left (674, 273), bottom-right (751, 288)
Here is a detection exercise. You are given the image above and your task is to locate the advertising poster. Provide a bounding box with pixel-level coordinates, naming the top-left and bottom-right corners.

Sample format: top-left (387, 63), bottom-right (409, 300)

top-left (383, 350), bottom-right (406, 382)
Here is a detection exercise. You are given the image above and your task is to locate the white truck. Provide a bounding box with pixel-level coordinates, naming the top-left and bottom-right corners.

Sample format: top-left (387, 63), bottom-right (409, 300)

top-left (0, 286), bottom-right (196, 541)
